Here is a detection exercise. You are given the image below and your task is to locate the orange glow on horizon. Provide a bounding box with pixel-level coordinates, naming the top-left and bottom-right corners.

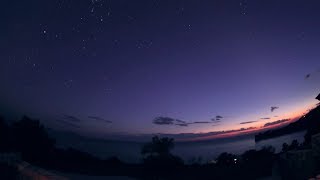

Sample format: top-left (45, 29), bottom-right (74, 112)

top-left (177, 101), bottom-right (318, 142)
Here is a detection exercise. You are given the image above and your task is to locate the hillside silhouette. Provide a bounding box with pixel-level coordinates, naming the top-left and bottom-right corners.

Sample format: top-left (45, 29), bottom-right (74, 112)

top-left (255, 102), bottom-right (320, 142)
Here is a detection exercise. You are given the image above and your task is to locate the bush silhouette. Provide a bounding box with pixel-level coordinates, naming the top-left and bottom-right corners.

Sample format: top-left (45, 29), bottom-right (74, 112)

top-left (0, 163), bottom-right (18, 180)
top-left (11, 116), bottom-right (55, 163)
top-left (215, 152), bottom-right (237, 167)
top-left (240, 146), bottom-right (275, 178)
top-left (282, 142), bottom-right (289, 152)
top-left (0, 117), bottom-right (11, 152)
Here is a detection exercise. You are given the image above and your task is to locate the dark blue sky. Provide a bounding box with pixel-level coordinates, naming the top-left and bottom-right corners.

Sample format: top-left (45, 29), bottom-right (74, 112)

top-left (1, 0), bottom-right (319, 139)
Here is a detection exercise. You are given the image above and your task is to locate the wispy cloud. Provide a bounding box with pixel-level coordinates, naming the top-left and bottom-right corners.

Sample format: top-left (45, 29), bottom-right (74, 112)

top-left (88, 116), bottom-right (112, 123)
top-left (175, 119), bottom-right (187, 124)
top-left (240, 121), bottom-right (257, 124)
top-left (153, 117), bottom-right (176, 125)
top-left (263, 119), bottom-right (290, 127)
top-left (260, 117), bottom-right (270, 120)
top-left (63, 115), bottom-right (82, 122)
top-left (56, 119), bottom-right (81, 128)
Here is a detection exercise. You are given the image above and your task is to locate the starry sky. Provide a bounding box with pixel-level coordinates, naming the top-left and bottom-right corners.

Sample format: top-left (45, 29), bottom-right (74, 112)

top-left (1, 0), bottom-right (320, 140)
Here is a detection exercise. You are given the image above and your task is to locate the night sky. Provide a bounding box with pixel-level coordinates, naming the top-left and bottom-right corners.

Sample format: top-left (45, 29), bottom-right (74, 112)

top-left (1, 0), bottom-right (320, 140)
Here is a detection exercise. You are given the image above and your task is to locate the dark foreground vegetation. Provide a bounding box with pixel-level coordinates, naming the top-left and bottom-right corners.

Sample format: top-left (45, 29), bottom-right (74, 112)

top-left (1, 104), bottom-right (320, 180)
top-left (0, 116), bottom-right (275, 179)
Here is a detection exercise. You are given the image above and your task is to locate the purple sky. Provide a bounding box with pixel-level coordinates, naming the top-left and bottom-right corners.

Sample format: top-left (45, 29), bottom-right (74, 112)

top-left (1, 0), bottom-right (320, 139)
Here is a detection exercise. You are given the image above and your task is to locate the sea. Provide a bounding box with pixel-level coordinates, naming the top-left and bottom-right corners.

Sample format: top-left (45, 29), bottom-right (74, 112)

top-left (54, 130), bottom-right (306, 164)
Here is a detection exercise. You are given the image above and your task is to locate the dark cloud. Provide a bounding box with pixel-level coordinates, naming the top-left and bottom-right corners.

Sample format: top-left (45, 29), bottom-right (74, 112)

top-left (192, 121), bottom-right (212, 124)
top-left (153, 117), bottom-right (215, 127)
top-left (63, 115), bottom-right (82, 122)
top-left (260, 117), bottom-right (270, 120)
top-left (239, 127), bottom-right (255, 131)
top-left (271, 106), bottom-right (279, 112)
top-left (264, 119), bottom-right (290, 127)
top-left (305, 73), bottom-right (311, 79)
top-left (56, 119), bottom-right (81, 128)
top-left (174, 119), bottom-right (189, 127)
top-left (240, 121), bottom-right (257, 124)
top-left (175, 119), bottom-right (187, 124)
top-left (88, 116), bottom-right (112, 123)
top-left (153, 117), bottom-right (176, 125)
top-left (175, 123), bottom-right (188, 127)
top-left (211, 115), bottom-right (224, 121)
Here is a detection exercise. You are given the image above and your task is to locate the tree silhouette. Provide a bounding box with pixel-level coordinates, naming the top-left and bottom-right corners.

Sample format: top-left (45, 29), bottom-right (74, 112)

top-left (141, 136), bottom-right (174, 157)
top-left (289, 139), bottom-right (299, 150)
top-left (141, 136), bottom-right (183, 178)
top-left (282, 142), bottom-right (289, 152)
